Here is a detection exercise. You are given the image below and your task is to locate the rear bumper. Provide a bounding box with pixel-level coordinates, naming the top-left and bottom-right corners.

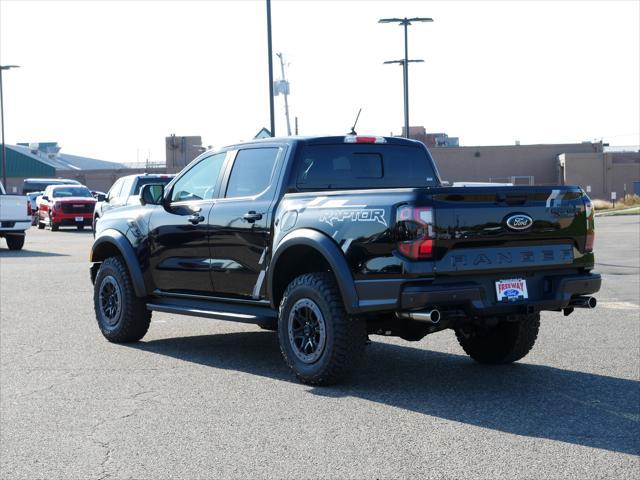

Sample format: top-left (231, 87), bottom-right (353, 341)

top-left (354, 270), bottom-right (601, 316)
top-left (0, 220), bottom-right (31, 233)
top-left (400, 273), bottom-right (601, 316)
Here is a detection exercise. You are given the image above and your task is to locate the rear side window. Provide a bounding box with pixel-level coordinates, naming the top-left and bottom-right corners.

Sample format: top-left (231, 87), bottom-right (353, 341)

top-left (296, 144), bottom-right (438, 190)
top-left (225, 148), bottom-right (279, 198)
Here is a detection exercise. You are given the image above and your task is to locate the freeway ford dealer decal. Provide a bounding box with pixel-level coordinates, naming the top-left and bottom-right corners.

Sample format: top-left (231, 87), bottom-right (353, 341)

top-left (495, 278), bottom-right (529, 302)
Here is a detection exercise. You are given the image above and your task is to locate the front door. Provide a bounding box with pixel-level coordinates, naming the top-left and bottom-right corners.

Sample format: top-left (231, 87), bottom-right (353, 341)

top-left (148, 152), bottom-right (227, 294)
top-left (209, 146), bottom-right (284, 299)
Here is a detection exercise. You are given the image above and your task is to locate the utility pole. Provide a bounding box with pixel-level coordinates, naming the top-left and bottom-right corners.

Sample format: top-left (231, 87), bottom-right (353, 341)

top-left (266, 0), bottom-right (275, 137)
top-left (275, 53), bottom-right (292, 136)
top-left (0, 65), bottom-right (20, 188)
top-left (379, 17), bottom-right (432, 138)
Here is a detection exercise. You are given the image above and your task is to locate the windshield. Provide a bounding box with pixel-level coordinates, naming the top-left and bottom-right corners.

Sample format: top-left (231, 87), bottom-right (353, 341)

top-left (51, 187), bottom-right (93, 198)
top-left (134, 176), bottom-right (173, 195)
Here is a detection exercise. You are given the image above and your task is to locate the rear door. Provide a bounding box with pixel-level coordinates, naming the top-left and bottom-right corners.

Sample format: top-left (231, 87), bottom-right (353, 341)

top-left (208, 145), bottom-right (285, 299)
top-left (148, 152), bottom-right (228, 294)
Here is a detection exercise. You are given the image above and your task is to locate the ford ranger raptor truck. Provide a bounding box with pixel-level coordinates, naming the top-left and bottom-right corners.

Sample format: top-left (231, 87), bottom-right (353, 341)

top-left (89, 135), bottom-right (601, 385)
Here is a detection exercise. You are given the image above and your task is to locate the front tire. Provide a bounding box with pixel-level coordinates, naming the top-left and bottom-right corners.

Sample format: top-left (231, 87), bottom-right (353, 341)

top-left (5, 234), bottom-right (25, 250)
top-left (49, 215), bottom-right (59, 231)
top-left (93, 256), bottom-right (151, 342)
top-left (278, 273), bottom-right (366, 385)
top-left (455, 314), bottom-right (540, 364)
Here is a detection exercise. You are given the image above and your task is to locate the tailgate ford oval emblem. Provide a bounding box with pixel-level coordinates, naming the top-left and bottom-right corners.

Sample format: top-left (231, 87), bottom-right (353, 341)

top-left (506, 214), bottom-right (533, 231)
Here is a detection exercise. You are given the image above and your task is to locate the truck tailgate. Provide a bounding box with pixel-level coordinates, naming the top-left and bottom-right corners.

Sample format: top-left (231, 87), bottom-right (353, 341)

top-left (426, 186), bottom-right (593, 274)
top-left (0, 194), bottom-right (28, 221)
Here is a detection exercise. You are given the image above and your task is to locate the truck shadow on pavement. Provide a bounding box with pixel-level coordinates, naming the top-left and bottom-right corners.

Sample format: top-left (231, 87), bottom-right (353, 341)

top-left (0, 249), bottom-right (68, 257)
top-left (131, 330), bottom-right (640, 456)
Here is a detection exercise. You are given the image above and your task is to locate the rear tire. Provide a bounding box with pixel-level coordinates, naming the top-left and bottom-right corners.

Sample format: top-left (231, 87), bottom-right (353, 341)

top-left (455, 314), bottom-right (540, 364)
top-left (93, 256), bottom-right (151, 342)
top-left (278, 272), bottom-right (366, 385)
top-left (5, 235), bottom-right (25, 250)
top-left (37, 220), bottom-right (45, 229)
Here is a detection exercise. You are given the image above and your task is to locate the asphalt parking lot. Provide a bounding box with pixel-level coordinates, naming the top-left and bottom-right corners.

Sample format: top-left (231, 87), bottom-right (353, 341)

top-left (1, 216), bottom-right (638, 479)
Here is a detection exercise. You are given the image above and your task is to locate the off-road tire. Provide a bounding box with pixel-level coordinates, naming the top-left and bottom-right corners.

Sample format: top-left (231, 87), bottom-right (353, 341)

top-left (455, 314), bottom-right (540, 364)
top-left (278, 272), bottom-right (366, 385)
top-left (5, 235), bottom-right (25, 250)
top-left (93, 255), bottom-right (151, 342)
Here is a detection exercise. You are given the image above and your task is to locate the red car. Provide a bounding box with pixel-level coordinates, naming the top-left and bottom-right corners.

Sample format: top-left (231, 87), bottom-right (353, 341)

top-left (37, 184), bottom-right (97, 231)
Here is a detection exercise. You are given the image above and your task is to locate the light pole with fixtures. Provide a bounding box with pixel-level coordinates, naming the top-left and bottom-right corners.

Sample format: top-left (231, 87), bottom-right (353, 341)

top-left (379, 17), bottom-right (433, 138)
top-left (1, 64), bottom-right (20, 188)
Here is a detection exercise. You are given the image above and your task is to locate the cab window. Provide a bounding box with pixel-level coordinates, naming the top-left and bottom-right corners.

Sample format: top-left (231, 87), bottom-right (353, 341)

top-left (225, 148), bottom-right (279, 198)
top-left (171, 153), bottom-right (226, 202)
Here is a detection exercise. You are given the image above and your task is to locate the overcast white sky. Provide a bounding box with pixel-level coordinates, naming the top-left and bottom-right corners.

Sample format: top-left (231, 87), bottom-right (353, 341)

top-left (1, 0), bottom-right (638, 164)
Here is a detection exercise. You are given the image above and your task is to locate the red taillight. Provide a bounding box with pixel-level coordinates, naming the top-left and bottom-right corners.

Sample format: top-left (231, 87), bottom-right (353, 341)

top-left (585, 201), bottom-right (595, 252)
top-left (27, 200), bottom-right (32, 216)
top-left (396, 206), bottom-right (435, 260)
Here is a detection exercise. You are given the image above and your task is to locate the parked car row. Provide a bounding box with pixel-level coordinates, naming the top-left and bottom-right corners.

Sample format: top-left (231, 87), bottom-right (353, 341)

top-left (1, 175), bottom-right (175, 241)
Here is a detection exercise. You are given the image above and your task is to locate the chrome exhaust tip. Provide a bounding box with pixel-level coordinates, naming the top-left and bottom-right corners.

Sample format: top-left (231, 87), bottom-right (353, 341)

top-left (396, 309), bottom-right (441, 324)
top-left (569, 296), bottom-right (597, 309)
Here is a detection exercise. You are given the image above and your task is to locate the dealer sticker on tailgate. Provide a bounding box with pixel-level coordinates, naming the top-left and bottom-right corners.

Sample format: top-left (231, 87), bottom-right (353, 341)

top-left (496, 278), bottom-right (528, 302)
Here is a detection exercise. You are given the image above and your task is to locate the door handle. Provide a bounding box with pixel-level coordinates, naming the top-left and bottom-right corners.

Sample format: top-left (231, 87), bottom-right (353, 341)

top-left (242, 211), bottom-right (263, 223)
top-left (188, 209), bottom-right (205, 225)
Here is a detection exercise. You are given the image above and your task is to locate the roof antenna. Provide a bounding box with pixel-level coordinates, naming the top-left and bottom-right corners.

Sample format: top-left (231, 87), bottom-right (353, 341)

top-left (349, 108), bottom-right (362, 135)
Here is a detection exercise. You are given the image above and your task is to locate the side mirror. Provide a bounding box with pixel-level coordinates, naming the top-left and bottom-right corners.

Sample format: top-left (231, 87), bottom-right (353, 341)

top-left (140, 184), bottom-right (165, 206)
top-left (96, 193), bottom-right (106, 202)
top-left (42, 195), bottom-right (49, 201)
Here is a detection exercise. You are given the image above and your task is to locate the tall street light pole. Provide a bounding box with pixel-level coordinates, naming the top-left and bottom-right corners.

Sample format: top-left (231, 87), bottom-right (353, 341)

top-left (266, 0), bottom-right (275, 137)
top-left (1, 65), bottom-right (20, 188)
top-left (379, 17), bottom-right (433, 138)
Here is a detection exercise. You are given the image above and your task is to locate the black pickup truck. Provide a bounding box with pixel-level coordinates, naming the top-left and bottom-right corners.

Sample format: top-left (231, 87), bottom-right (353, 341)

top-left (90, 135), bottom-right (601, 384)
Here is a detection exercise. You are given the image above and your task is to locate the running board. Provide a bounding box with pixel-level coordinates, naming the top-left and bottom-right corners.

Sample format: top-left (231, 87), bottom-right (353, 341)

top-left (146, 297), bottom-right (277, 325)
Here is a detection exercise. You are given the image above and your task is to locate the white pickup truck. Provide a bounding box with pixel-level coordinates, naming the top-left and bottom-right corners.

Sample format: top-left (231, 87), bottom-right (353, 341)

top-left (0, 182), bottom-right (30, 250)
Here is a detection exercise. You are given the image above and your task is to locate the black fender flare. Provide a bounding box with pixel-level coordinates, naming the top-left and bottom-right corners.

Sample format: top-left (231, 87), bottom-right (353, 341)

top-left (90, 229), bottom-right (147, 298)
top-left (268, 228), bottom-right (359, 314)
